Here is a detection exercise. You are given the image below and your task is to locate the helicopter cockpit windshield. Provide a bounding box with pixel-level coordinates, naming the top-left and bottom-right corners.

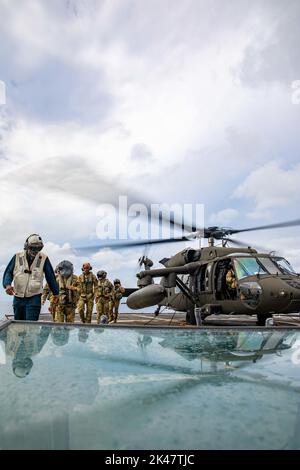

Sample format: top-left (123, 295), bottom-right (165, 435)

top-left (233, 256), bottom-right (297, 280)
top-left (272, 257), bottom-right (296, 275)
top-left (233, 257), bottom-right (267, 280)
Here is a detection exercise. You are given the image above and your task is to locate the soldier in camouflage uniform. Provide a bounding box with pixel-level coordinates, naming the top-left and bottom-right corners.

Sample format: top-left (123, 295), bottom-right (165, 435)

top-left (111, 279), bottom-right (125, 323)
top-left (42, 267), bottom-right (59, 321)
top-left (95, 270), bottom-right (114, 323)
top-left (55, 260), bottom-right (80, 323)
top-left (225, 263), bottom-right (237, 300)
top-left (77, 262), bottom-right (97, 323)
top-left (42, 283), bottom-right (56, 320)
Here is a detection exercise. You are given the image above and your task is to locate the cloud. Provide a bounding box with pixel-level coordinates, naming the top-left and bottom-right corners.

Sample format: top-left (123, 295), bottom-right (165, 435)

top-left (91, 247), bottom-right (136, 272)
top-left (237, 1), bottom-right (300, 86)
top-left (130, 143), bottom-right (153, 162)
top-left (209, 208), bottom-right (239, 226)
top-left (44, 241), bottom-right (138, 285)
top-left (233, 160), bottom-right (300, 216)
top-left (1, 0), bottom-right (300, 275)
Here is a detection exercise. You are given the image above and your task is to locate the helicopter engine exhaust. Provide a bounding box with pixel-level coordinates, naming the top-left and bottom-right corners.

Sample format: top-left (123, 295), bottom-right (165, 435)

top-left (127, 284), bottom-right (166, 309)
top-left (162, 248), bottom-right (200, 267)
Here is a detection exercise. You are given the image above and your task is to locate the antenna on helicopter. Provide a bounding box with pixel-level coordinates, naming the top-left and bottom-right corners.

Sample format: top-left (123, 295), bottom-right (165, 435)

top-left (208, 237), bottom-right (214, 247)
top-left (138, 256), bottom-right (154, 270)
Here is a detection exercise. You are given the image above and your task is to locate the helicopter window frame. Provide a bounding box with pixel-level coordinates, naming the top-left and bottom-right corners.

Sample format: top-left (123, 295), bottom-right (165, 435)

top-left (272, 257), bottom-right (297, 275)
top-left (204, 263), bottom-right (213, 292)
top-left (174, 274), bottom-right (190, 294)
top-left (214, 258), bottom-right (239, 300)
top-left (233, 257), bottom-right (268, 280)
top-left (195, 263), bottom-right (213, 293)
top-left (257, 257), bottom-right (282, 275)
top-left (196, 264), bottom-right (208, 293)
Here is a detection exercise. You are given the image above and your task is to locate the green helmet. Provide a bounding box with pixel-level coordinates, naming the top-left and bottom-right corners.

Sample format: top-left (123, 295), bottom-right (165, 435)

top-left (97, 270), bottom-right (107, 279)
top-left (57, 260), bottom-right (74, 277)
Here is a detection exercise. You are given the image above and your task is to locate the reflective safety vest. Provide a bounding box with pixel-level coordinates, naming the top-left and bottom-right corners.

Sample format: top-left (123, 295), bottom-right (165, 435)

top-left (5, 324), bottom-right (44, 357)
top-left (13, 251), bottom-right (47, 298)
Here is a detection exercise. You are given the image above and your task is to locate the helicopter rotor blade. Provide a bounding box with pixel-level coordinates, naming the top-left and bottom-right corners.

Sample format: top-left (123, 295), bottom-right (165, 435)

top-left (225, 237), bottom-right (251, 246)
top-left (5, 157), bottom-right (300, 243)
top-left (227, 218), bottom-right (300, 235)
top-left (225, 237), bottom-right (269, 252)
top-left (75, 235), bottom-right (191, 253)
top-left (2, 156), bottom-right (195, 234)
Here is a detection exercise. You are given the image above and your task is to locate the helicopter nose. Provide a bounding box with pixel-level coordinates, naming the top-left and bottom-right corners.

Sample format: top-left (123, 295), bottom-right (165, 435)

top-left (252, 277), bottom-right (295, 313)
top-left (280, 279), bottom-right (300, 312)
top-left (260, 277), bottom-right (300, 313)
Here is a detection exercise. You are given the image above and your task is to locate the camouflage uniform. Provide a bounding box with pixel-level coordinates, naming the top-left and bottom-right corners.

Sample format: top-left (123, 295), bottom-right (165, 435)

top-left (42, 281), bottom-right (58, 321)
top-left (95, 279), bottom-right (114, 322)
top-left (226, 269), bottom-right (237, 289)
top-left (56, 274), bottom-right (80, 323)
top-left (112, 283), bottom-right (125, 322)
top-left (77, 272), bottom-right (98, 323)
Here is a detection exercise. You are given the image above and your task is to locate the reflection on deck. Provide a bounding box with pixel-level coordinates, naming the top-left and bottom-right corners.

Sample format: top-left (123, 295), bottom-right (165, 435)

top-left (0, 322), bottom-right (299, 450)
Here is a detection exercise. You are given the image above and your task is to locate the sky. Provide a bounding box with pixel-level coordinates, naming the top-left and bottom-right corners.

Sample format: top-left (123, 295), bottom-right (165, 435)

top-left (1, 0), bottom-right (300, 307)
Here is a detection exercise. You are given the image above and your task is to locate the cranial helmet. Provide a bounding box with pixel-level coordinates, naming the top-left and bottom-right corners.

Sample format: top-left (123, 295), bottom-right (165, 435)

top-left (51, 327), bottom-right (70, 346)
top-left (24, 234), bottom-right (44, 256)
top-left (114, 279), bottom-right (121, 285)
top-left (57, 260), bottom-right (74, 277)
top-left (12, 357), bottom-right (33, 378)
top-left (82, 262), bottom-right (92, 272)
top-left (97, 270), bottom-right (107, 279)
top-left (78, 329), bottom-right (89, 343)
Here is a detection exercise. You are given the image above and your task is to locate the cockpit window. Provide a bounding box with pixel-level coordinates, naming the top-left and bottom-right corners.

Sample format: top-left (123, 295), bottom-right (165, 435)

top-left (272, 257), bottom-right (296, 275)
top-left (257, 257), bottom-right (281, 275)
top-left (233, 257), bottom-right (267, 280)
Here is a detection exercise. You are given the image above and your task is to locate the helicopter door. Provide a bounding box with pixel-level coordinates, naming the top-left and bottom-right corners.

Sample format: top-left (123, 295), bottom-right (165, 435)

top-left (196, 263), bottom-right (213, 303)
top-left (204, 263), bottom-right (213, 292)
top-left (196, 265), bottom-right (206, 292)
top-left (215, 259), bottom-right (238, 301)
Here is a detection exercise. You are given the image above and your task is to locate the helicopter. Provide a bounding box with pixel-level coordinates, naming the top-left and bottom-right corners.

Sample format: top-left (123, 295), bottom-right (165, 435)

top-left (155, 328), bottom-right (297, 362)
top-left (8, 156), bottom-right (300, 326)
top-left (86, 218), bottom-right (300, 326)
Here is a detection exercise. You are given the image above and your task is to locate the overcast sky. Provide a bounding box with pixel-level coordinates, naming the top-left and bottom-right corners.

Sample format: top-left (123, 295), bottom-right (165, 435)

top-left (1, 0), bottom-right (300, 296)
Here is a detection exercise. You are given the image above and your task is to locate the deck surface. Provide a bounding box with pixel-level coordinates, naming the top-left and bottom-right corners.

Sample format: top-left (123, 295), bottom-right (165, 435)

top-left (3, 311), bottom-right (300, 328)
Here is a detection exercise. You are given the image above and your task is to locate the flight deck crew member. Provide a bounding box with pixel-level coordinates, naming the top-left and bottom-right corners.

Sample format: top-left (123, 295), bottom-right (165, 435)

top-left (77, 263), bottom-right (98, 323)
top-left (55, 260), bottom-right (80, 323)
top-left (2, 234), bottom-right (59, 321)
top-left (0, 323), bottom-right (50, 378)
top-left (112, 279), bottom-right (125, 323)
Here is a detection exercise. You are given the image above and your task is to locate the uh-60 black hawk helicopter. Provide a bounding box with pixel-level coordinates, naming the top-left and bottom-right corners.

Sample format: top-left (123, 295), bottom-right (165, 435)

top-left (101, 218), bottom-right (300, 326)
top-left (7, 157), bottom-right (300, 326)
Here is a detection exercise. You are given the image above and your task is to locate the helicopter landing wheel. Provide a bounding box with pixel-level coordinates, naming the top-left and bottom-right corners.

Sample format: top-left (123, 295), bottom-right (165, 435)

top-left (256, 313), bottom-right (273, 326)
top-left (186, 308), bottom-right (196, 325)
